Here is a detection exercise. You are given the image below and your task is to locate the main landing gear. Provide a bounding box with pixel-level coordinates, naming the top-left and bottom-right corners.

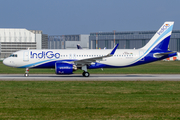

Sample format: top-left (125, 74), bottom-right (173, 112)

top-left (81, 65), bottom-right (90, 77)
top-left (82, 71), bottom-right (90, 77)
top-left (24, 68), bottom-right (29, 77)
top-left (24, 66), bottom-right (90, 77)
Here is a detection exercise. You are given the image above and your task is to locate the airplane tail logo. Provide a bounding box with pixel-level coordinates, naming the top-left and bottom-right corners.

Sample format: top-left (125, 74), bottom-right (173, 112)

top-left (142, 21), bottom-right (174, 51)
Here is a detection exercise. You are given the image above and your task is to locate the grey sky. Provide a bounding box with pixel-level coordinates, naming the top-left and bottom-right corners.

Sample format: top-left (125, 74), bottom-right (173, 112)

top-left (0, 0), bottom-right (180, 35)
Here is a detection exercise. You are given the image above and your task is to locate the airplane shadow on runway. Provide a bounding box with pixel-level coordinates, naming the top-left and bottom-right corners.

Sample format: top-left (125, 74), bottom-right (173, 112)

top-left (0, 74), bottom-right (155, 78)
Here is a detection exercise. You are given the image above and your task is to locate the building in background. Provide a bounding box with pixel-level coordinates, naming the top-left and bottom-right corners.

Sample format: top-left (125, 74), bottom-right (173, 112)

top-left (89, 30), bottom-right (180, 51)
top-left (48, 34), bottom-right (89, 49)
top-left (2, 27), bottom-right (180, 60)
top-left (0, 29), bottom-right (48, 59)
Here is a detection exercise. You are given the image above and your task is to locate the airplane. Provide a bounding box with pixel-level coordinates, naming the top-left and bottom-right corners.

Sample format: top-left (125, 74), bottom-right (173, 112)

top-left (3, 21), bottom-right (177, 77)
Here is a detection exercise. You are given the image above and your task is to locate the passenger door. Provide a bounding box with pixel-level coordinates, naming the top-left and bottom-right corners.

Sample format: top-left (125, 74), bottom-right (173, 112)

top-left (23, 51), bottom-right (29, 61)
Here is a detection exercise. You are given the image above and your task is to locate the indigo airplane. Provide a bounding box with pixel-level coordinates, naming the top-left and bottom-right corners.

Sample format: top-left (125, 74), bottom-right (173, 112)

top-left (3, 22), bottom-right (176, 77)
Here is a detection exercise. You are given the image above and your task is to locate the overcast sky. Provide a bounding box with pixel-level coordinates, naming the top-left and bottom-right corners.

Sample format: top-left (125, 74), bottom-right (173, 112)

top-left (0, 0), bottom-right (180, 35)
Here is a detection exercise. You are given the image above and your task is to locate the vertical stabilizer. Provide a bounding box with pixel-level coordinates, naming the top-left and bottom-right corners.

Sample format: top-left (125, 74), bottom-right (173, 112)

top-left (141, 22), bottom-right (174, 51)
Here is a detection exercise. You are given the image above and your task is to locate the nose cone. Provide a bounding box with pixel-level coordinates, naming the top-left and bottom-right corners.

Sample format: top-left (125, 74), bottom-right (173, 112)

top-left (3, 58), bottom-right (17, 67)
top-left (3, 58), bottom-right (14, 67)
top-left (3, 58), bottom-right (8, 66)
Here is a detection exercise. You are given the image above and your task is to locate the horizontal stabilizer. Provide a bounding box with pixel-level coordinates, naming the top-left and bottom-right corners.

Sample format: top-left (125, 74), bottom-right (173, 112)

top-left (153, 51), bottom-right (177, 58)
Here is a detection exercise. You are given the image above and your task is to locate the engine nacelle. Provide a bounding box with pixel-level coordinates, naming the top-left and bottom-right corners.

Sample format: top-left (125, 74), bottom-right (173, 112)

top-left (55, 62), bottom-right (77, 74)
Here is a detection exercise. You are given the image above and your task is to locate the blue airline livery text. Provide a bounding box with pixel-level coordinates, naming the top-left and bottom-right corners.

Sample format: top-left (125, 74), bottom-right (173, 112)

top-left (30, 51), bottom-right (60, 59)
top-left (157, 24), bottom-right (170, 35)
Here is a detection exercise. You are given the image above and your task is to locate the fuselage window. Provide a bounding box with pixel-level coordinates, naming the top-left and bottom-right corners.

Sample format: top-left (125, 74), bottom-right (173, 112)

top-left (9, 54), bottom-right (18, 57)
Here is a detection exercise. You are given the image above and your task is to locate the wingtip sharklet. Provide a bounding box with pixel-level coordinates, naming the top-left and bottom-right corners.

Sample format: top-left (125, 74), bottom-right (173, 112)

top-left (109, 44), bottom-right (119, 55)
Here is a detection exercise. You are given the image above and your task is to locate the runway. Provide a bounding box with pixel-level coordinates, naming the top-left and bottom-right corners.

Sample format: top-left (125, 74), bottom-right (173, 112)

top-left (0, 74), bottom-right (180, 81)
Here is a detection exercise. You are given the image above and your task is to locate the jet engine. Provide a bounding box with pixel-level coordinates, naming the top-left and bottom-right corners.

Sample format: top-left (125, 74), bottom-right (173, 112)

top-left (55, 62), bottom-right (77, 74)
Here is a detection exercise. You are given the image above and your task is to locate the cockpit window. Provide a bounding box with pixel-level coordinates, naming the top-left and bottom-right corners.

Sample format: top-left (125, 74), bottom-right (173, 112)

top-left (9, 54), bottom-right (18, 57)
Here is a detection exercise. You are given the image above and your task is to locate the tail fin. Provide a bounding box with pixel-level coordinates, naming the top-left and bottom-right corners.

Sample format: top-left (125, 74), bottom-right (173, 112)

top-left (141, 21), bottom-right (174, 51)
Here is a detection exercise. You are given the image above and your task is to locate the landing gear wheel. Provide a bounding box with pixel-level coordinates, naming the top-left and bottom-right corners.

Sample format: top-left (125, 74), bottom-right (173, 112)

top-left (24, 73), bottom-right (29, 77)
top-left (82, 72), bottom-right (90, 77)
top-left (24, 68), bottom-right (29, 77)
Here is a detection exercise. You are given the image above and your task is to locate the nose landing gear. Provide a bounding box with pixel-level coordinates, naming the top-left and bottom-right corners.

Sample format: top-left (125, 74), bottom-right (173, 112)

top-left (24, 68), bottom-right (29, 77)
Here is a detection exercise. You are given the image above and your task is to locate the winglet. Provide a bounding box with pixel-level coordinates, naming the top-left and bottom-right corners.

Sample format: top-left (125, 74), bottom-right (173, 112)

top-left (77, 44), bottom-right (82, 49)
top-left (108, 44), bottom-right (119, 56)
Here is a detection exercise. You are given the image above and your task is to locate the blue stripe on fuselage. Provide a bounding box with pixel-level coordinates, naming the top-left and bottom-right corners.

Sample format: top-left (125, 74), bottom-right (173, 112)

top-left (88, 51), bottom-right (177, 69)
top-left (18, 59), bottom-right (56, 68)
top-left (18, 59), bottom-right (75, 68)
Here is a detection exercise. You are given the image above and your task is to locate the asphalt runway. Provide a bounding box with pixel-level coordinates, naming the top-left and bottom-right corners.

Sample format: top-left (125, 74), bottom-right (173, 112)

top-left (0, 74), bottom-right (180, 81)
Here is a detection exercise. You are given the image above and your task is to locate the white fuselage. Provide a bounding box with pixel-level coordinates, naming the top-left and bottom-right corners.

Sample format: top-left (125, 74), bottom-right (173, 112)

top-left (3, 49), bottom-right (142, 68)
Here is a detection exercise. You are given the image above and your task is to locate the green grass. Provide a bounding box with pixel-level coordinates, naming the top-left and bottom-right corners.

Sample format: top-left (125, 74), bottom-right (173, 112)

top-left (1, 61), bottom-right (180, 74)
top-left (1, 61), bottom-right (180, 119)
top-left (0, 81), bottom-right (180, 119)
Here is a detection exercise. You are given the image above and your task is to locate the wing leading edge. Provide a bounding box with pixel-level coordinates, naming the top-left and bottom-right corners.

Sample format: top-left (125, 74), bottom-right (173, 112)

top-left (73, 44), bottom-right (119, 65)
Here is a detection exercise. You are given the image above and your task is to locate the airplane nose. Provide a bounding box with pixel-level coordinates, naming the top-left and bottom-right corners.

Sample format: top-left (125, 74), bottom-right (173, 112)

top-left (3, 58), bottom-right (8, 66)
top-left (3, 58), bottom-right (16, 67)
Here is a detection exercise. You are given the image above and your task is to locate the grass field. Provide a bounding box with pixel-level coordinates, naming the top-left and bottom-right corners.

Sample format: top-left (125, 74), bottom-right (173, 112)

top-left (1, 61), bottom-right (180, 74)
top-left (0, 81), bottom-right (180, 119)
top-left (1, 61), bottom-right (180, 119)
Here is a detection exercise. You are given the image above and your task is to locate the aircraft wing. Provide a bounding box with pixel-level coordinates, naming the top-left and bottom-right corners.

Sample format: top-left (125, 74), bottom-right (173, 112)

top-left (73, 44), bottom-right (119, 65)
